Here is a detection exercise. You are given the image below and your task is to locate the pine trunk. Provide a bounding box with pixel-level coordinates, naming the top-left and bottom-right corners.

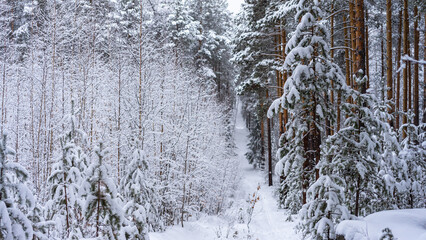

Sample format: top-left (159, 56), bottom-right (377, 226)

top-left (139, 1), bottom-right (144, 140)
top-left (330, 1), bottom-right (335, 135)
top-left (282, 27), bottom-right (288, 130)
top-left (396, 10), bottom-right (402, 131)
top-left (386, 0), bottom-right (393, 126)
top-left (275, 28), bottom-right (283, 134)
top-left (349, 0), bottom-right (356, 89)
top-left (344, 15), bottom-right (351, 98)
top-left (366, 10), bottom-right (370, 86)
top-left (266, 90), bottom-right (272, 186)
top-left (423, 13), bottom-right (426, 124)
top-left (413, 6), bottom-right (419, 126)
top-left (354, 0), bottom-right (366, 93)
top-left (402, 0), bottom-right (409, 138)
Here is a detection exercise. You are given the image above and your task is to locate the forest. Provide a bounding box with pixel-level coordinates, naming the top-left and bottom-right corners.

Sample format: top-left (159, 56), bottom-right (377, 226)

top-left (0, 0), bottom-right (425, 240)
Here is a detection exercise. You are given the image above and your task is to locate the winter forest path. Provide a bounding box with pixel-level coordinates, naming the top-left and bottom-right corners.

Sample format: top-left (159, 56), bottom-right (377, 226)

top-left (149, 99), bottom-right (300, 240)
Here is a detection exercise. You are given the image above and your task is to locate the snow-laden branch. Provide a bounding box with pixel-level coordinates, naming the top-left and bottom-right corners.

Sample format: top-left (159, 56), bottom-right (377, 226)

top-left (401, 55), bottom-right (426, 65)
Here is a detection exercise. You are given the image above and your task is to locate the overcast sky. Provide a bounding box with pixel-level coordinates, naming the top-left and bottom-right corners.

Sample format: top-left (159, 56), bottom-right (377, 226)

top-left (227, 0), bottom-right (243, 13)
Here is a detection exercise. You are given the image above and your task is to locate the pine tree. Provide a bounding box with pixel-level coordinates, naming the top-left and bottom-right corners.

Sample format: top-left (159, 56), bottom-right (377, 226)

top-left (82, 142), bottom-right (125, 239)
top-left (0, 132), bottom-right (35, 240)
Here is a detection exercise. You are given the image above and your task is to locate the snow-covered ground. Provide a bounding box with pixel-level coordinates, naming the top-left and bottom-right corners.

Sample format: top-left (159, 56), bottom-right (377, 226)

top-left (337, 209), bottom-right (426, 240)
top-left (149, 100), bottom-right (301, 240)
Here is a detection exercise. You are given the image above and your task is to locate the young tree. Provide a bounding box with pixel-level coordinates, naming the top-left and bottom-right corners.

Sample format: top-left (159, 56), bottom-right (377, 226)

top-left (0, 132), bottom-right (35, 239)
top-left (121, 148), bottom-right (163, 239)
top-left (45, 107), bottom-right (88, 239)
top-left (83, 142), bottom-right (125, 239)
top-left (330, 85), bottom-right (400, 217)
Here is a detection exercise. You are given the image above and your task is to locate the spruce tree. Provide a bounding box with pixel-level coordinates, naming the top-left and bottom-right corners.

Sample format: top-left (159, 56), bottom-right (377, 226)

top-left (27, 204), bottom-right (52, 240)
top-left (327, 83), bottom-right (400, 217)
top-left (269, 0), bottom-right (346, 214)
top-left (121, 148), bottom-right (163, 239)
top-left (398, 122), bottom-right (426, 209)
top-left (0, 132), bottom-right (35, 240)
top-left (245, 117), bottom-right (265, 168)
top-left (83, 142), bottom-right (125, 239)
top-left (46, 105), bottom-right (88, 239)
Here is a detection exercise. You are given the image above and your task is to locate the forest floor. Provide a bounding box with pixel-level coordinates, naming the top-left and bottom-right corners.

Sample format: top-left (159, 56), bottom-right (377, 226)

top-left (149, 100), bottom-right (301, 240)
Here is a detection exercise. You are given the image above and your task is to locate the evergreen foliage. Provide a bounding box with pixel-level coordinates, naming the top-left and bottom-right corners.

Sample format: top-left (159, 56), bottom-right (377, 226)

top-left (0, 132), bottom-right (34, 240)
top-left (46, 106), bottom-right (88, 239)
top-left (121, 148), bottom-right (163, 239)
top-left (82, 142), bottom-right (125, 239)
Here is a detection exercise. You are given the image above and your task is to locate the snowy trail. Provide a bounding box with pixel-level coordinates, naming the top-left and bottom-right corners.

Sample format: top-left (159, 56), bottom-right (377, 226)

top-left (149, 99), bottom-right (300, 240)
top-left (232, 99), bottom-right (300, 240)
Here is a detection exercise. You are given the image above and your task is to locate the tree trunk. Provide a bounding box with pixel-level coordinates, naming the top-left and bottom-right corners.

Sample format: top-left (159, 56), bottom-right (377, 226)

top-left (423, 13), bottom-right (426, 124)
top-left (354, 0), bottom-right (366, 93)
top-left (139, 1), bottom-right (144, 140)
top-left (260, 99), bottom-right (265, 169)
top-left (386, 0), bottom-right (393, 126)
top-left (396, 10), bottom-right (402, 131)
top-left (330, 0), bottom-right (335, 135)
top-left (275, 28), bottom-right (284, 134)
top-left (344, 15), bottom-right (351, 96)
top-left (349, 0), bottom-right (356, 89)
top-left (267, 91), bottom-right (272, 186)
top-left (281, 27), bottom-right (288, 130)
top-left (365, 10), bottom-right (370, 87)
top-left (413, 6), bottom-right (419, 126)
top-left (402, 0), bottom-right (409, 138)
top-left (64, 173), bottom-right (70, 237)
top-left (15, 74), bottom-right (20, 163)
top-left (117, 57), bottom-right (122, 184)
top-left (355, 175), bottom-right (361, 216)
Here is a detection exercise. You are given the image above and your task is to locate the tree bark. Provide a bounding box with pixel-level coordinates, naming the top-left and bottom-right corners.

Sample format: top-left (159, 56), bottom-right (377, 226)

top-left (365, 10), bottom-right (370, 87)
top-left (413, 6), bottom-right (419, 126)
top-left (349, 0), bottom-right (356, 89)
top-left (260, 99), bottom-right (265, 169)
top-left (354, 0), bottom-right (366, 93)
top-left (139, 1), bottom-right (144, 140)
top-left (330, 0), bottom-right (335, 135)
top-left (396, 10), bottom-right (402, 131)
top-left (282, 27), bottom-right (288, 130)
top-left (402, 0), bottom-right (409, 138)
top-left (275, 28), bottom-right (284, 134)
top-left (386, 0), bottom-right (393, 126)
top-left (266, 91), bottom-right (272, 186)
top-left (423, 13), bottom-right (426, 124)
top-left (344, 15), bottom-right (351, 93)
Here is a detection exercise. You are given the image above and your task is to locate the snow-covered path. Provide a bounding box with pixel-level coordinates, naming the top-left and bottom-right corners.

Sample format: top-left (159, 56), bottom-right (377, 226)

top-left (232, 99), bottom-right (300, 240)
top-left (149, 99), bottom-right (300, 240)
